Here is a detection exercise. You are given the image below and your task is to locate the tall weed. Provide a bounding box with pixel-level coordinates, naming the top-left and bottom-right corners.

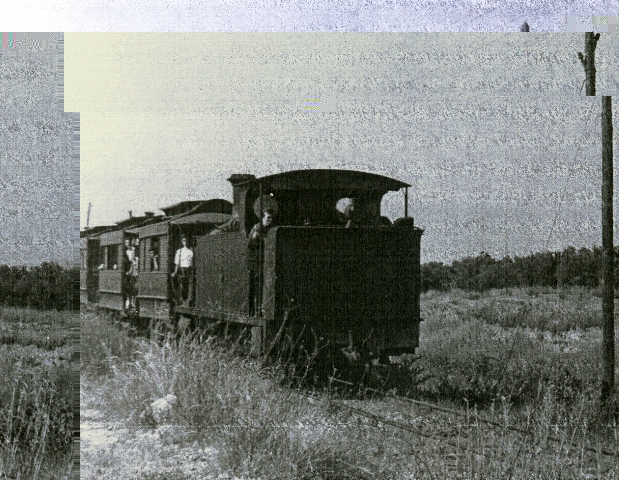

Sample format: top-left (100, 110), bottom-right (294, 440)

top-left (0, 345), bottom-right (73, 479)
top-left (90, 319), bottom-right (398, 478)
top-left (81, 307), bottom-right (137, 376)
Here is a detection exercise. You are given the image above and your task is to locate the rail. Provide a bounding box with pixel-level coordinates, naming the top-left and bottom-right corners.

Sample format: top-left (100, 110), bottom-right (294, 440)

top-left (324, 376), bottom-right (619, 459)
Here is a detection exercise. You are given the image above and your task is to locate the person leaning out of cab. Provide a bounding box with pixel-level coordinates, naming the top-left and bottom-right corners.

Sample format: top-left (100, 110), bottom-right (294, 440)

top-left (247, 208), bottom-right (275, 316)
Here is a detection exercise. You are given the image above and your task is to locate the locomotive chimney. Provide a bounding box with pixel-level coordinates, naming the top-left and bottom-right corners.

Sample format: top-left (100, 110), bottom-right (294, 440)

top-left (228, 174), bottom-right (255, 230)
top-left (145, 211), bottom-right (154, 218)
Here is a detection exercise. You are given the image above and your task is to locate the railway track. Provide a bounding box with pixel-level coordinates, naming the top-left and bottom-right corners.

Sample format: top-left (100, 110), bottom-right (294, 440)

top-left (287, 373), bottom-right (618, 479)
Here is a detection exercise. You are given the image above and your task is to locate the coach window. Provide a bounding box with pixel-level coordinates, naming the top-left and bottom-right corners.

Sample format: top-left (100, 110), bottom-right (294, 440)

top-left (149, 237), bottom-right (160, 272)
top-left (107, 245), bottom-right (119, 270)
top-left (99, 248), bottom-right (106, 270)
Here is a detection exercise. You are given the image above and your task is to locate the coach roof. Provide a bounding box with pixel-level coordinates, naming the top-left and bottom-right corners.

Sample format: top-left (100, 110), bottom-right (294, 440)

top-left (160, 199), bottom-right (233, 217)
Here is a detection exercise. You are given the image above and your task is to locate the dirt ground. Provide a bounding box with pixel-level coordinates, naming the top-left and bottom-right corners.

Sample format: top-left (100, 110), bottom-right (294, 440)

top-left (80, 382), bottom-right (246, 480)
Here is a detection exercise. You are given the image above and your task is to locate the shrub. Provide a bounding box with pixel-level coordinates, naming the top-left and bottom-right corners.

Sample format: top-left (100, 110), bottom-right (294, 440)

top-left (0, 307), bottom-right (72, 349)
top-left (417, 290), bottom-right (605, 408)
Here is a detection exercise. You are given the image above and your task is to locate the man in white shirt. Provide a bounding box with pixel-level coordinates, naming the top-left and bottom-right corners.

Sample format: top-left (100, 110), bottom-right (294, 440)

top-left (172, 235), bottom-right (194, 307)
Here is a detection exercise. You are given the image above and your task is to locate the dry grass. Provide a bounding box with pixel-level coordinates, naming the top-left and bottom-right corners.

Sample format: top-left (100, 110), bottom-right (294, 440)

top-left (417, 288), bottom-right (619, 463)
top-left (0, 308), bottom-right (73, 480)
top-left (81, 288), bottom-right (619, 479)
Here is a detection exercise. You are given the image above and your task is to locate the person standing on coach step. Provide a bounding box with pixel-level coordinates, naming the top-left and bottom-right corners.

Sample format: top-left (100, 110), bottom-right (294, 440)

top-left (172, 235), bottom-right (193, 307)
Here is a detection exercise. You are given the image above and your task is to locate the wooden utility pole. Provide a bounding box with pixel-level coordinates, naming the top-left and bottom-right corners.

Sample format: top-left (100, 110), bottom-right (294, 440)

top-left (86, 202), bottom-right (92, 229)
top-left (578, 33), bottom-right (600, 95)
top-left (601, 96), bottom-right (615, 402)
top-left (579, 32), bottom-right (616, 403)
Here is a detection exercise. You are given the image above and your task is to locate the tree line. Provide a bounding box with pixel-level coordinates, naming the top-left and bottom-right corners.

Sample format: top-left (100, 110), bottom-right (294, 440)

top-left (421, 246), bottom-right (616, 293)
top-left (0, 262), bottom-right (72, 311)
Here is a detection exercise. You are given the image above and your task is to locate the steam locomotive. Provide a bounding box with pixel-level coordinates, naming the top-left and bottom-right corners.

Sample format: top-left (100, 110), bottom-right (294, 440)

top-left (80, 169), bottom-right (423, 366)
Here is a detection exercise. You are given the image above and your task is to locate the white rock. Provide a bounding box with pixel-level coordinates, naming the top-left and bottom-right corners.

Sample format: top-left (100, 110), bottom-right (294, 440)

top-left (150, 394), bottom-right (178, 424)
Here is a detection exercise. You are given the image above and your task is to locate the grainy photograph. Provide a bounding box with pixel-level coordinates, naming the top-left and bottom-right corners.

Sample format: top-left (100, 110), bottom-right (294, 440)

top-left (69, 28), bottom-right (619, 479)
top-left (0, 33), bottom-right (75, 479)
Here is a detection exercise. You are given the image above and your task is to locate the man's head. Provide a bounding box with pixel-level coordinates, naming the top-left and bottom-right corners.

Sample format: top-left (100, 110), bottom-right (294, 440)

top-left (262, 208), bottom-right (275, 228)
top-left (124, 239), bottom-right (131, 248)
top-left (181, 235), bottom-right (188, 246)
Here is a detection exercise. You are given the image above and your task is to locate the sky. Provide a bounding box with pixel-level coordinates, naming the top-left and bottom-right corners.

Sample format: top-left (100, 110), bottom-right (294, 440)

top-left (3, 1), bottom-right (618, 32)
top-left (1, 6), bottom-right (618, 266)
top-left (67, 32), bottom-right (619, 263)
top-left (0, 33), bottom-right (75, 266)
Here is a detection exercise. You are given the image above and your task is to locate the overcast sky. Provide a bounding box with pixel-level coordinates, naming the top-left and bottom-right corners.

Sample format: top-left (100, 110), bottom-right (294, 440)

top-left (2, 6), bottom-right (619, 266)
top-left (0, 34), bottom-right (74, 266)
top-left (66, 33), bottom-right (619, 263)
top-left (4, 1), bottom-right (618, 33)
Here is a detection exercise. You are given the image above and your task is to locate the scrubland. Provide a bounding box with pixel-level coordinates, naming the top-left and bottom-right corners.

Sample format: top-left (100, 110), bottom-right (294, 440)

top-left (0, 307), bottom-right (74, 480)
top-left (81, 288), bottom-right (619, 479)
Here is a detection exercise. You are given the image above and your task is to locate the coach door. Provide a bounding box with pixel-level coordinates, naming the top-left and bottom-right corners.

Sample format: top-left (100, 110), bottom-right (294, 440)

top-left (87, 237), bottom-right (101, 303)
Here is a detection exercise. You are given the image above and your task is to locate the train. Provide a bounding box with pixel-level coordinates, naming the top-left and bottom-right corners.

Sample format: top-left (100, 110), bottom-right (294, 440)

top-left (80, 169), bottom-right (423, 367)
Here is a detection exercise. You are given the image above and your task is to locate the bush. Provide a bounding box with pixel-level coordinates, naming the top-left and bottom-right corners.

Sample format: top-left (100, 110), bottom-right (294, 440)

top-left (417, 290), bottom-right (605, 409)
top-left (0, 263), bottom-right (72, 311)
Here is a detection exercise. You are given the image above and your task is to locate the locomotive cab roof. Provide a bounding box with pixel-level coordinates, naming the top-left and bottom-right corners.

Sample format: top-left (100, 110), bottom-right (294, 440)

top-left (230, 169), bottom-right (410, 231)
top-left (238, 169), bottom-right (410, 191)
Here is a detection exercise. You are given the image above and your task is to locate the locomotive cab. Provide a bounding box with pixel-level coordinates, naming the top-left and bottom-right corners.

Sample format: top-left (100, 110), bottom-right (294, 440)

top-left (194, 170), bottom-right (423, 364)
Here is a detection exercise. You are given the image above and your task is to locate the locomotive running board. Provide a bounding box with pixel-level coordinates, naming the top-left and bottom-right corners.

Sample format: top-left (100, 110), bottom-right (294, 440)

top-left (173, 305), bottom-right (266, 356)
top-left (174, 305), bottom-right (265, 327)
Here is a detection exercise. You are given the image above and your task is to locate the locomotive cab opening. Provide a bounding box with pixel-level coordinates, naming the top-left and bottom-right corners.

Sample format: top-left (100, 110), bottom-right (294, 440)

top-left (243, 189), bottom-right (384, 229)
